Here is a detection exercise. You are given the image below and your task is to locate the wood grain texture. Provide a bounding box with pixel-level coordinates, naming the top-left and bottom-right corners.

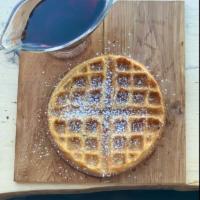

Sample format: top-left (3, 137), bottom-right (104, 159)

top-left (15, 1), bottom-right (186, 185)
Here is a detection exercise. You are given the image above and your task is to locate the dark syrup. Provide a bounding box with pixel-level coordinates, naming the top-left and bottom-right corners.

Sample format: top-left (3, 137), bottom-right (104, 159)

top-left (22, 0), bottom-right (106, 47)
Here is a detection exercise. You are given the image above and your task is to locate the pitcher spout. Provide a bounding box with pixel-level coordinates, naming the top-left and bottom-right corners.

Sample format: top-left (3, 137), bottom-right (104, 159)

top-left (0, 0), bottom-right (42, 50)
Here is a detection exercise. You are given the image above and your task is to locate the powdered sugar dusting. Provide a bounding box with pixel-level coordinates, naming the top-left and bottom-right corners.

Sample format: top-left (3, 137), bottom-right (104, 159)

top-left (47, 55), bottom-right (165, 177)
top-left (101, 61), bottom-right (113, 157)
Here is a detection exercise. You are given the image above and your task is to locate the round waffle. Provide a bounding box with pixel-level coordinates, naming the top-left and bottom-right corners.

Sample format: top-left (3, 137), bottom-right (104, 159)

top-left (48, 55), bottom-right (165, 177)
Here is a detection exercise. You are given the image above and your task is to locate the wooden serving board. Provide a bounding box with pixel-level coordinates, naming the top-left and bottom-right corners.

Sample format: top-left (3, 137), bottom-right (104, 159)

top-left (15, 1), bottom-right (185, 186)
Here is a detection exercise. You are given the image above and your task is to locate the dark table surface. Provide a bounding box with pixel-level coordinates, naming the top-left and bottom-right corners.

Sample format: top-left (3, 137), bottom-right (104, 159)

top-left (8, 190), bottom-right (199, 200)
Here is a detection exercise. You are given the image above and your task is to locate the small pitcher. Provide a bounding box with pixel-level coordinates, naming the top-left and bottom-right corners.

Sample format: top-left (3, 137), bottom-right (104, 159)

top-left (0, 0), bottom-right (118, 57)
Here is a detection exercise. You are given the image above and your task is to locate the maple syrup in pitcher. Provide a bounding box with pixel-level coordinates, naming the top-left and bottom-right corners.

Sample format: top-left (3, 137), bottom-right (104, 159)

top-left (22, 0), bottom-right (106, 48)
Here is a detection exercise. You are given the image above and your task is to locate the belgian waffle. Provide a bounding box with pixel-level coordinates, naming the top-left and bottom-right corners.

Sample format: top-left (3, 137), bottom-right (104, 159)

top-left (47, 55), bottom-right (166, 177)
